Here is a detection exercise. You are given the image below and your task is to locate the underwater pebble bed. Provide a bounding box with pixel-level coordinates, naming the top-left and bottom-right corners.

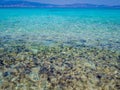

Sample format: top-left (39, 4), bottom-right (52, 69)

top-left (0, 8), bottom-right (120, 90)
top-left (0, 38), bottom-right (120, 90)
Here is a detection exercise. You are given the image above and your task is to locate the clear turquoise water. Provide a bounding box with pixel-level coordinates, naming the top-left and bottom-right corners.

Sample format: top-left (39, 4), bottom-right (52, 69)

top-left (0, 8), bottom-right (120, 51)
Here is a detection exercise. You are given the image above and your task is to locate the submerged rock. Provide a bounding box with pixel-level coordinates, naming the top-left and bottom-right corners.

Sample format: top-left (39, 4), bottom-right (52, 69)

top-left (0, 48), bottom-right (4, 53)
top-left (0, 44), bottom-right (119, 90)
top-left (0, 60), bottom-right (4, 66)
top-left (3, 72), bottom-right (11, 77)
top-left (84, 61), bottom-right (96, 70)
top-left (31, 49), bottom-right (38, 54)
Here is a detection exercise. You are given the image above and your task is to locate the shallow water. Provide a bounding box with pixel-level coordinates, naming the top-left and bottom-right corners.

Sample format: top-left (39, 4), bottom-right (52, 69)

top-left (0, 8), bottom-right (120, 50)
top-left (0, 8), bottom-right (120, 90)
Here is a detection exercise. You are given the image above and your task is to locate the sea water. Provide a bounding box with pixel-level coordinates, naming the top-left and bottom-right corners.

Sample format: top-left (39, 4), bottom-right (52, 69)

top-left (0, 8), bottom-right (120, 51)
top-left (0, 8), bottom-right (120, 90)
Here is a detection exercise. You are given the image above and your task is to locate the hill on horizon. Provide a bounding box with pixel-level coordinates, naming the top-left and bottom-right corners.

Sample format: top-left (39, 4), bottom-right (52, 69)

top-left (0, 0), bottom-right (120, 8)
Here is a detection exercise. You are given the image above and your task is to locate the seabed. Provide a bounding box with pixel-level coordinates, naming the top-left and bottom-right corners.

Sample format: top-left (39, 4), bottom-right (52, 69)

top-left (0, 37), bottom-right (119, 90)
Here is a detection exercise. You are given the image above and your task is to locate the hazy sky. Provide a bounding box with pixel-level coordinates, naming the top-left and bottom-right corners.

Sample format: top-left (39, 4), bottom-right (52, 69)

top-left (26, 0), bottom-right (120, 5)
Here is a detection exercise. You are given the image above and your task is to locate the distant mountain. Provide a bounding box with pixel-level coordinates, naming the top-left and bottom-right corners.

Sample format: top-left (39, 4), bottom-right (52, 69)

top-left (59, 4), bottom-right (111, 8)
top-left (0, 1), bottom-right (120, 8)
top-left (0, 0), bottom-right (57, 7)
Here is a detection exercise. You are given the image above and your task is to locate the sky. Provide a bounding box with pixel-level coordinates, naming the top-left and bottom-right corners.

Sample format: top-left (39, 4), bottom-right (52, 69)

top-left (26, 0), bottom-right (120, 5)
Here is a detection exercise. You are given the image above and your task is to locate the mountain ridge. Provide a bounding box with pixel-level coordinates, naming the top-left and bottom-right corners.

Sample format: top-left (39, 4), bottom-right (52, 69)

top-left (0, 1), bottom-right (120, 8)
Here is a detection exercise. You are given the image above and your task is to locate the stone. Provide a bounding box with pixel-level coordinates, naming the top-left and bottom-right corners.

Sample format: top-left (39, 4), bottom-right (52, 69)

top-left (0, 60), bottom-right (4, 66)
top-left (31, 49), bottom-right (38, 54)
top-left (3, 72), bottom-right (10, 77)
top-left (83, 61), bottom-right (96, 70)
top-left (0, 48), bottom-right (4, 53)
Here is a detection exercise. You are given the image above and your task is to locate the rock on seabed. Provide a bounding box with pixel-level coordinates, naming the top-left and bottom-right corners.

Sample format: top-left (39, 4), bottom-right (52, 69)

top-left (0, 44), bottom-right (119, 90)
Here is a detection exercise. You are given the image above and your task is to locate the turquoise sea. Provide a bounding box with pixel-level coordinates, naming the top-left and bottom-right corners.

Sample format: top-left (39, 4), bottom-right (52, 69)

top-left (0, 8), bottom-right (120, 90)
top-left (0, 8), bottom-right (120, 50)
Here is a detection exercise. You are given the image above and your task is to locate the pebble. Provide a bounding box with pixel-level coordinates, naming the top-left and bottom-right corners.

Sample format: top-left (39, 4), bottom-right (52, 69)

top-left (0, 43), bottom-right (119, 90)
top-left (3, 72), bottom-right (10, 77)
top-left (31, 49), bottom-right (38, 54)
top-left (0, 60), bottom-right (4, 66)
top-left (0, 48), bottom-right (4, 53)
top-left (84, 61), bottom-right (96, 70)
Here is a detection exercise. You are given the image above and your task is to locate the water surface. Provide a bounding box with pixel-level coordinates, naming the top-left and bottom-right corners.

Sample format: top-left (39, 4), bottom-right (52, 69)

top-left (0, 8), bottom-right (120, 90)
top-left (0, 8), bottom-right (120, 51)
